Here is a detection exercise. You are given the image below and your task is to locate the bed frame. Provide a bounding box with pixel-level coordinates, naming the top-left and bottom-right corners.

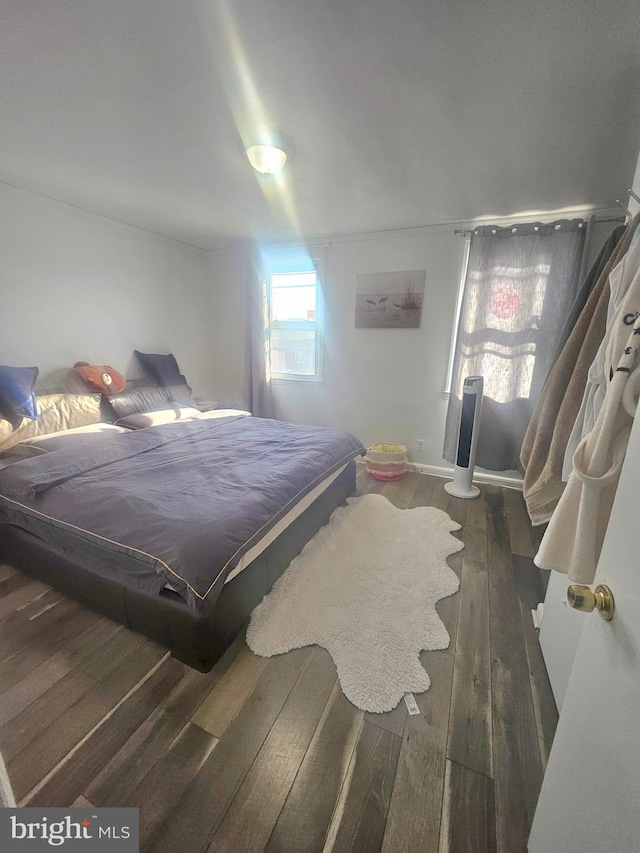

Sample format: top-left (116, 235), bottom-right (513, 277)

top-left (0, 461), bottom-right (356, 671)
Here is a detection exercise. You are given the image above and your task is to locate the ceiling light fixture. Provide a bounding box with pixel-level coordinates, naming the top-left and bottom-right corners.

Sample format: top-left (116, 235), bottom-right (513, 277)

top-left (246, 144), bottom-right (288, 175)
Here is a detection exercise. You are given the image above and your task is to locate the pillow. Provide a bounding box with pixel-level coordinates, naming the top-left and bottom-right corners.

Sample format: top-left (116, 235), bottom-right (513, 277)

top-left (0, 393), bottom-right (101, 452)
top-left (134, 351), bottom-right (191, 390)
top-left (104, 383), bottom-right (194, 420)
top-left (69, 362), bottom-right (126, 395)
top-left (115, 406), bottom-right (201, 429)
top-left (0, 424), bottom-right (130, 461)
top-left (196, 409), bottom-right (251, 419)
top-left (0, 365), bottom-right (39, 429)
top-left (20, 423), bottom-right (130, 451)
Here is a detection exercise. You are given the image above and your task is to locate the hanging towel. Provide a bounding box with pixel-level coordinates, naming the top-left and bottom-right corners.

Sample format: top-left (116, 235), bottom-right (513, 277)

top-left (534, 316), bottom-right (640, 582)
top-left (562, 228), bottom-right (640, 479)
top-left (520, 214), bottom-right (640, 525)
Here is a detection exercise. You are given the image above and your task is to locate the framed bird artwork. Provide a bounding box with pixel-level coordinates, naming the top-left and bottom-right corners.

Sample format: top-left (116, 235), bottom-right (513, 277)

top-left (355, 270), bottom-right (425, 328)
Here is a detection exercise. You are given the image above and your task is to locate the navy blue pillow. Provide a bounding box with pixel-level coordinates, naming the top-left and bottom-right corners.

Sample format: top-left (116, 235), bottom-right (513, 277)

top-left (134, 351), bottom-right (191, 391)
top-left (0, 365), bottom-right (39, 429)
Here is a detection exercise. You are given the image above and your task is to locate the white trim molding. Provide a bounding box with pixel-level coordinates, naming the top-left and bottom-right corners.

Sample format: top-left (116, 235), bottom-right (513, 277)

top-left (356, 457), bottom-right (523, 491)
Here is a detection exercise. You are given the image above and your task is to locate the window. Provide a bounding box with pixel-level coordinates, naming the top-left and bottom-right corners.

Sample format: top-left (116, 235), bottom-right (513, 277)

top-left (265, 247), bottom-right (324, 382)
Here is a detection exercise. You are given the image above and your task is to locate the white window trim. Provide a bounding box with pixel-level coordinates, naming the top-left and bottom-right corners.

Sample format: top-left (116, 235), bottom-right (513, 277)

top-left (267, 245), bottom-right (325, 384)
top-left (443, 232), bottom-right (471, 398)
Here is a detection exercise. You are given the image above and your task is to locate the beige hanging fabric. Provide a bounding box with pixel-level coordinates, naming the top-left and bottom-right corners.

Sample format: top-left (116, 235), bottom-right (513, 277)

top-left (534, 314), bottom-right (640, 583)
top-left (562, 228), bottom-right (640, 480)
top-left (520, 214), bottom-right (640, 525)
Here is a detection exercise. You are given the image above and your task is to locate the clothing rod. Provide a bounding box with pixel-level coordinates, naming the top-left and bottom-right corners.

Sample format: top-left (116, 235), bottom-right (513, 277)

top-left (616, 199), bottom-right (632, 217)
top-left (454, 215), bottom-right (625, 236)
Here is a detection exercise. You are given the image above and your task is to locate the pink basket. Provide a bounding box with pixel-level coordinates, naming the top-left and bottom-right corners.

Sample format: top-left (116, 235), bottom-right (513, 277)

top-left (364, 443), bottom-right (408, 481)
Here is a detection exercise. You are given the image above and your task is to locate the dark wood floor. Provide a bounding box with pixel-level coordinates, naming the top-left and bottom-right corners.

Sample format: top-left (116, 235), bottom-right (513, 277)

top-left (0, 467), bottom-right (557, 852)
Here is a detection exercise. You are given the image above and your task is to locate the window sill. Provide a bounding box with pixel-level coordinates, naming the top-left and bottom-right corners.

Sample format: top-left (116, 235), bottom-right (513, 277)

top-left (271, 377), bottom-right (324, 387)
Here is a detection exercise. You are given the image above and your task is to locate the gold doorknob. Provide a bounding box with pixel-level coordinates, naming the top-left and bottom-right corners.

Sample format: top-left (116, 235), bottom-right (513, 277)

top-left (567, 584), bottom-right (615, 621)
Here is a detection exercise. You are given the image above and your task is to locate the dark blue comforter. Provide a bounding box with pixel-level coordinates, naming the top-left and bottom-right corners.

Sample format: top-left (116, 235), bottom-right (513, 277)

top-left (0, 416), bottom-right (364, 611)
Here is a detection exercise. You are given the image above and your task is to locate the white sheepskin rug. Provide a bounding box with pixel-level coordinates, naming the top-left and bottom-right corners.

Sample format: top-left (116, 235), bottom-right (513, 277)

top-left (246, 493), bottom-right (464, 713)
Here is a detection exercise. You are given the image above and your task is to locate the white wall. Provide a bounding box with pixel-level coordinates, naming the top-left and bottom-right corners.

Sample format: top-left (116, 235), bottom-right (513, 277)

top-left (0, 184), bottom-right (213, 397)
top-left (208, 228), bottom-right (466, 469)
top-left (277, 232), bottom-right (466, 467)
top-left (206, 249), bottom-right (249, 409)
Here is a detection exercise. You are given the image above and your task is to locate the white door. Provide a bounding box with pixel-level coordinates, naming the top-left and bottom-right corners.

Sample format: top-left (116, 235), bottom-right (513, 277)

top-left (538, 568), bottom-right (584, 710)
top-left (528, 410), bottom-right (640, 852)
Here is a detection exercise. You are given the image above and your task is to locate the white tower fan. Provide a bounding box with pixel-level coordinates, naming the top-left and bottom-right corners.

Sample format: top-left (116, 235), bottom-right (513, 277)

top-left (444, 375), bottom-right (484, 499)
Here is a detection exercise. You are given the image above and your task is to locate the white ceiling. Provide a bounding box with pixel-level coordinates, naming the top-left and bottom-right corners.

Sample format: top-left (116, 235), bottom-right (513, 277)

top-left (1, 0), bottom-right (640, 250)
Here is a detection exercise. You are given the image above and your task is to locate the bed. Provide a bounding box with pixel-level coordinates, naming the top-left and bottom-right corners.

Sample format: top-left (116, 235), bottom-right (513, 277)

top-left (0, 392), bottom-right (364, 671)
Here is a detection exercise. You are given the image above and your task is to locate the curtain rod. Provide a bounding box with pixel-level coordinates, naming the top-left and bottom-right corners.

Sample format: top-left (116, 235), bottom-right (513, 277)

top-left (454, 214), bottom-right (626, 237)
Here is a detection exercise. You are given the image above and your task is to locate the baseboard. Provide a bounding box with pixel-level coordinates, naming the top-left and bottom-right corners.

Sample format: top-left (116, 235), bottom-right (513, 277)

top-left (356, 458), bottom-right (523, 491)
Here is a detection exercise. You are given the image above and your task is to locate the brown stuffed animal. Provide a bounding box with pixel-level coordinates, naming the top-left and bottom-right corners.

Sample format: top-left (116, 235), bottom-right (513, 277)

top-left (69, 361), bottom-right (126, 395)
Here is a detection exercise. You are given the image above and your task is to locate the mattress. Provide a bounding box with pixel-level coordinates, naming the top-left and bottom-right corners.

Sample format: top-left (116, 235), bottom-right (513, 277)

top-left (0, 416), bottom-right (365, 613)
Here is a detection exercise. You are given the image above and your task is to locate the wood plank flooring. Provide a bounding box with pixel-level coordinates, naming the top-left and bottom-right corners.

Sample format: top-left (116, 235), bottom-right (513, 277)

top-left (0, 468), bottom-right (557, 852)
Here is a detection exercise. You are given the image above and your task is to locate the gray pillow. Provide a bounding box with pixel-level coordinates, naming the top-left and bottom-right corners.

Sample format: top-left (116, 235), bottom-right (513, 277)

top-left (105, 383), bottom-right (193, 420)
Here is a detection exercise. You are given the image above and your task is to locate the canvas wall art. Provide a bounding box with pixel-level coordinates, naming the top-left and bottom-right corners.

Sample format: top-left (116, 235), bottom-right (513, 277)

top-left (355, 270), bottom-right (425, 329)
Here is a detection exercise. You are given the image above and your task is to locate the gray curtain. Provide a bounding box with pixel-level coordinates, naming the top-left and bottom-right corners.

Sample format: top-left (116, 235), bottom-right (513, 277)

top-left (444, 219), bottom-right (585, 471)
top-left (245, 248), bottom-right (274, 418)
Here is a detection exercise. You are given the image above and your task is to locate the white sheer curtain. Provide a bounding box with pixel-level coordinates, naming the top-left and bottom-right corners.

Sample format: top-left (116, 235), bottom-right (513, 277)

top-left (444, 220), bottom-right (586, 471)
